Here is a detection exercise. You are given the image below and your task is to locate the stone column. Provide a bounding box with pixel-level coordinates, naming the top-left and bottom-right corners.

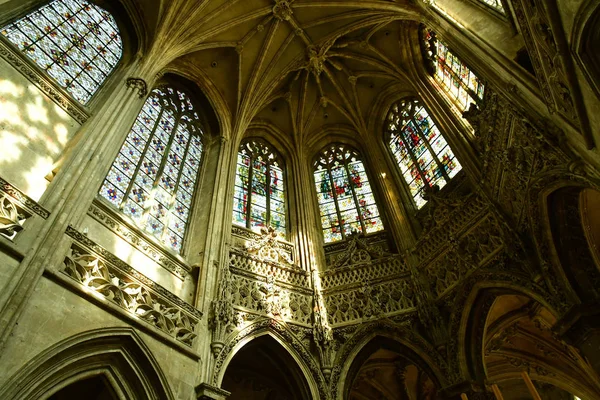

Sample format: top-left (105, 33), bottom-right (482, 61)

top-left (0, 60), bottom-right (152, 349)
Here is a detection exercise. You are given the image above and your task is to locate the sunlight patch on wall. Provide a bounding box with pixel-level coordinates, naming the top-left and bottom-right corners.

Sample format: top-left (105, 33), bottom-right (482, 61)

top-left (0, 58), bottom-right (80, 200)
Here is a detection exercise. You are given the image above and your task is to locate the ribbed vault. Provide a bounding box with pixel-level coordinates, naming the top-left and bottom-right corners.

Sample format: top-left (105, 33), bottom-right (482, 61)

top-left (129, 0), bottom-right (426, 145)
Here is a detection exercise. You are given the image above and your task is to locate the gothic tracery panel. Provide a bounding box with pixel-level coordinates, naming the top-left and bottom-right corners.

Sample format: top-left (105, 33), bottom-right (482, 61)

top-left (386, 99), bottom-right (462, 208)
top-left (1, 0), bottom-right (123, 104)
top-left (314, 144), bottom-right (383, 243)
top-left (233, 139), bottom-right (286, 236)
top-left (99, 87), bottom-right (204, 253)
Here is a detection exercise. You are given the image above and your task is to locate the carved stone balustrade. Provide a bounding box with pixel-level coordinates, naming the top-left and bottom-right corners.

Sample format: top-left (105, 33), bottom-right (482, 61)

top-left (0, 176), bottom-right (50, 240)
top-left (63, 226), bottom-right (202, 347)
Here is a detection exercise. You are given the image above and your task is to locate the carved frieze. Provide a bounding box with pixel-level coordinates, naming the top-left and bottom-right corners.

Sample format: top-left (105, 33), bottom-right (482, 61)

top-left (63, 227), bottom-right (202, 346)
top-left (0, 176), bottom-right (50, 240)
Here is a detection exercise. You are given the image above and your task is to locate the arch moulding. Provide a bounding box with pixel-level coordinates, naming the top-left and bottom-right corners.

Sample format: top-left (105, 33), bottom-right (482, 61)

top-left (211, 318), bottom-right (328, 400)
top-left (0, 327), bottom-right (174, 400)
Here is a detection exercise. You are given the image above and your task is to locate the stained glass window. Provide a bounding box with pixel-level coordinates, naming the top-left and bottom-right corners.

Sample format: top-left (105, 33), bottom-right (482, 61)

top-left (233, 140), bottom-right (286, 236)
top-left (478, 0), bottom-right (505, 13)
top-left (314, 144), bottom-right (384, 243)
top-left (1, 0), bottom-right (122, 104)
top-left (423, 29), bottom-right (484, 115)
top-left (99, 87), bottom-right (204, 253)
top-left (386, 99), bottom-right (462, 209)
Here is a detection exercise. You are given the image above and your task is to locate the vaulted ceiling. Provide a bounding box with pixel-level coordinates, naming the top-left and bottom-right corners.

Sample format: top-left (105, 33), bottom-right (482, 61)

top-left (129, 0), bottom-right (429, 146)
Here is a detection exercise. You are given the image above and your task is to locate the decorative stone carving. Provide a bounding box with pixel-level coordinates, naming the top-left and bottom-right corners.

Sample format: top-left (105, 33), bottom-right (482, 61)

top-left (212, 318), bottom-right (329, 400)
top-left (0, 176), bottom-right (50, 219)
top-left (65, 226), bottom-right (202, 332)
top-left (0, 177), bottom-right (50, 240)
top-left (511, 0), bottom-right (581, 128)
top-left (245, 226), bottom-right (293, 265)
top-left (126, 77), bottom-right (148, 98)
top-left (329, 232), bottom-right (391, 269)
top-left (63, 239), bottom-right (200, 347)
top-left (272, 0), bottom-right (293, 21)
top-left (0, 195), bottom-right (27, 240)
top-left (210, 261), bottom-right (235, 356)
top-left (229, 273), bottom-right (312, 325)
top-left (229, 249), bottom-right (308, 288)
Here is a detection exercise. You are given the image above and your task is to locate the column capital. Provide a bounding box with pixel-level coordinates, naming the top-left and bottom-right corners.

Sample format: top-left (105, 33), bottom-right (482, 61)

top-left (125, 77), bottom-right (148, 98)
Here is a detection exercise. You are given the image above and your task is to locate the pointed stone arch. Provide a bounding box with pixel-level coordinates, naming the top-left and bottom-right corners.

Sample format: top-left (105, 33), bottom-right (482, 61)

top-left (449, 270), bottom-right (559, 386)
top-left (212, 318), bottom-right (327, 399)
top-left (0, 327), bottom-right (174, 400)
top-left (330, 320), bottom-right (447, 400)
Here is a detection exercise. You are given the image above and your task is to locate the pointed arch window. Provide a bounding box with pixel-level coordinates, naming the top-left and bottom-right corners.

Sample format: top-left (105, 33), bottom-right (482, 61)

top-left (233, 140), bottom-right (286, 236)
top-left (1, 0), bottom-right (122, 104)
top-left (386, 99), bottom-right (462, 209)
top-left (422, 29), bottom-right (484, 115)
top-left (314, 144), bottom-right (383, 243)
top-left (99, 87), bottom-right (204, 253)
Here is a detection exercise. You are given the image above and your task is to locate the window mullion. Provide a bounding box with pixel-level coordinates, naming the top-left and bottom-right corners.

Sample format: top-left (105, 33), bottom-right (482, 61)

top-left (151, 108), bottom-right (182, 241)
top-left (397, 124), bottom-right (429, 192)
top-left (327, 161), bottom-right (345, 241)
top-left (265, 161), bottom-right (271, 228)
top-left (119, 105), bottom-right (163, 209)
top-left (246, 153), bottom-right (254, 229)
top-left (412, 115), bottom-right (451, 182)
top-left (344, 159), bottom-right (365, 235)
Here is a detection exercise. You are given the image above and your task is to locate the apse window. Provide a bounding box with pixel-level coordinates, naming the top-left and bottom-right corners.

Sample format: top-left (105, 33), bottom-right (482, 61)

top-left (314, 144), bottom-right (383, 243)
top-left (386, 99), bottom-right (462, 209)
top-left (99, 87), bottom-right (204, 253)
top-left (1, 0), bottom-right (122, 104)
top-left (233, 139), bottom-right (286, 236)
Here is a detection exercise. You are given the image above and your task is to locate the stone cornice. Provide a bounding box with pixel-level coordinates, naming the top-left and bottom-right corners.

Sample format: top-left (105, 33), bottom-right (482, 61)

top-left (88, 199), bottom-right (190, 279)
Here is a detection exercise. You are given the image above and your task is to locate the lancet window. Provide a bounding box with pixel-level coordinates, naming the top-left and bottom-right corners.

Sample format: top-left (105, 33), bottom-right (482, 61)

top-left (314, 144), bottom-right (383, 243)
top-left (1, 0), bottom-right (122, 104)
top-left (386, 99), bottom-right (462, 209)
top-left (99, 87), bottom-right (204, 253)
top-left (422, 29), bottom-right (484, 115)
top-left (233, 140), bottom-right (286, 236)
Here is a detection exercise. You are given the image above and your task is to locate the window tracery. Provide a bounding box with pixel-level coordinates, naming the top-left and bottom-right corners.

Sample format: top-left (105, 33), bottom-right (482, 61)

top-left (422, 29), bottom-right (484, 115)
top-left (314, 144), bottom-right (383, 243)
top-left (386, 99), bottom-right (462, 209)
top-left (1, 0), bottom-right (122, 104)
top-left (99, 87), bottom-right (204, 253)
top-left (233, 139), bottom-right (286, 236)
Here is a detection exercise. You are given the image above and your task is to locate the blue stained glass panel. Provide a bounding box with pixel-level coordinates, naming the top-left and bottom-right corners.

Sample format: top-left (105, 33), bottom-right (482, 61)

top-left (1, 0), bottom-right (123, 104)
top-left (98, 88), bottom-right (204, 253)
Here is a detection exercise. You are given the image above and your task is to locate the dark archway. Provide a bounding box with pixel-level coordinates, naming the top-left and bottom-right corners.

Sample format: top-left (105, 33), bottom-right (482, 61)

top-left (345, 336), bottom-right (439, 400)
top-left (547, 187), bottom-right (600, 304)
top-left (221, 335), bottom-right (312, 400)
top-left (48, 375), bottom-right (118, 400)
top-left (0, 328), bottom-right (173, 400)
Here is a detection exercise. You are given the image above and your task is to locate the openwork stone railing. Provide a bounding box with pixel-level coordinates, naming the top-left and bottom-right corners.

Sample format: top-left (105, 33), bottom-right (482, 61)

top-left (63, 226), bottom-right (202, 346)
top-left (229, 248), bottom-right (309, 289)
top-left (320, 255), bottom-right (407, 289)
top-left (0, 177), bottom-right (50, 240)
